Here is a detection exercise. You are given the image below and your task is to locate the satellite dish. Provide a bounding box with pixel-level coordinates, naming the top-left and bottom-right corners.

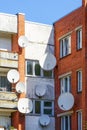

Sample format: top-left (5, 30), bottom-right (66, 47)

top-left (39, 114), bottom-right (50, 127)
top-left (35, 84), bottom-right (47, 97)
top-left (39, 52), bottom-right (56, 71)
top-left (18, 35), bottom-right (29, 48)
top-left (7, 69), bottom-right (20, 83)
top-left (16, 82), bottom-right (25, 93)
top-left (18, 98), bottom-right (33, 114)
top-left (58, 92), bottom-right (74, 111)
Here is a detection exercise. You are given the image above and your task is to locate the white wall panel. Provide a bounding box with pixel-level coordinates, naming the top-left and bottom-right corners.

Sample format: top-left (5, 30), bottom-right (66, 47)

top-left (25, 116), bottom-right (55, 130)
top-left (0, 13), bottom-right (17, 33)
top-left (25, 77), bottom-right (55, 100)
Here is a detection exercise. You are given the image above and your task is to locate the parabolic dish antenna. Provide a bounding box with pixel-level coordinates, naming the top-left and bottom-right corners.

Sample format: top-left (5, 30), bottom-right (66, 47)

top-left (7, 69), bottom-right (19, 83)
top-left (39, 114), bottom-right (50, 127)
top-left (35, 84), bottom-right (47, 97)
top-left (18, 98), bottom-right (33, 114)
top-left (18, 35), bottom-right (29, 48)
top-left (58, 92), bottom-right (74, 111)
top-left (39, 52), bottom-right (56, 71)
top-left (16, 82), bottom-right (25, 93)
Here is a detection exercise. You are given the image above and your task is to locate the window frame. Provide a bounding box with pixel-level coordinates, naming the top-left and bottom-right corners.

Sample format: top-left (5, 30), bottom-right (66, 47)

top-left (30, 100), bottom-right (54, 116)
top-left (77, 111), bottom-right (82, 130)
top-left (26, 60), bottom-right (53, 78)
top-left (76, 28), bottom-right (82, 50)
top-left (61, 115), bottom-right (71, 130)
top-left (0, 74), bottom-right (11, 92)
top-left (60, 75), bottom-right (71, 94)
top-left (77, 70), bottom-right (82, 92)
top-left (60, 35), bottom-right (71, 58)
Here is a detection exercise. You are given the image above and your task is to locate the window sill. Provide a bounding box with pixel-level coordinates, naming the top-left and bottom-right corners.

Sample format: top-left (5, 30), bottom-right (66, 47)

top-left (60, 53), bottom-right (71, 59)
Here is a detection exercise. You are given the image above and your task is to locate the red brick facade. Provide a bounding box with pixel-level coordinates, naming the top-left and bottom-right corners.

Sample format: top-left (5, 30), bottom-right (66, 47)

top-left (54, 1), bottom-right (87, 130)
top-left (11, 13), bottom-right (25, 130)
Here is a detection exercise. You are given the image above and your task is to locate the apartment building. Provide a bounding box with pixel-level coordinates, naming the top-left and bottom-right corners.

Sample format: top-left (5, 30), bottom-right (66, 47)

top-left (54, 0), bottom-right (87, 130)
top-left (0, 13), bottom-right (55, 130)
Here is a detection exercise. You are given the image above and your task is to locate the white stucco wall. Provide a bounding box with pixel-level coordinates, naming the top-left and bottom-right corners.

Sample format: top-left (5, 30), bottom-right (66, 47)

top-left (25, 77), bottom-right (55, 100)
top-left (25, 21), bottom-right (54, 60)
top-left (25, 21), bottom-right (55, 130)
top-left (25, 116), bottom-right (55, 130)
top-left (0, 13), bottom-right (17, 33)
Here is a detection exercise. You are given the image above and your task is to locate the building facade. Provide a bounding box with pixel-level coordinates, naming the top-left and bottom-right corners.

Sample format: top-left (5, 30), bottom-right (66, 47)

top-left (0, 13), bottom-right (55, 130)
top-left (54, 0), bottom-right (87, 130)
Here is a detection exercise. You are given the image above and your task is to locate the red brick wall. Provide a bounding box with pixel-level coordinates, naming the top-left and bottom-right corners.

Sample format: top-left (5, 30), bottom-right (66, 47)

top-left (54, 6), bottom-right (86, 130)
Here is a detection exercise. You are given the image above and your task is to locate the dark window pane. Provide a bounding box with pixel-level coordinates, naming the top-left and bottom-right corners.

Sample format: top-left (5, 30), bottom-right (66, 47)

top-left (35, 101), bottom-right (41, 114)
top-left (43, 70), bottom-right (52, 78)
top-left (44, 109), bottom-right (52, 115)
top-left (44, 102), bottom-right (52, 107)
top-left (35, 64), bottom-right (41, 76)
top-left (27, 61), bottom-right (33, 75)
top-left (0, 76), bottom-right (11, 91)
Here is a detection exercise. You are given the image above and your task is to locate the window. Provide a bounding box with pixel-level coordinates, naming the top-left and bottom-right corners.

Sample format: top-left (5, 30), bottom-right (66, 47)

top-left (26, 60), bottom-right (53, 78)
top-left (60, 35), bottom-right (71, 58)
top-left (0, 76), bottom-right (11, 91)
top-left (77, 71), bottom-right (82, 92)
top-left (30, 100), bottom-right (54, 116)
top-left (0, 33), bottom-right (12, 51)
top-left (61, 115), bottom-right (71, 130)
top-left (60, 75), bottom-right (71, 94)
top-left (77, 28), bottom-right (82, 50)
top-left (77, 111), bottom-right (82, 130)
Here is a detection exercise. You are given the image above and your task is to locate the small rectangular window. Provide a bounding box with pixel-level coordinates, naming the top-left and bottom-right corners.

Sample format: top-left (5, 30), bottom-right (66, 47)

top-left (77, 71), bottom-right (82, 92)
top-left (43, 101), bottom-right (54, 116)
top-left (26, 60), bottom-right (53, 78)
top-left (0, 76), bottom-right (11, 91)
top-left (60, 35), bottom-right (71, 58)
top-left (60, 75), bottom-right (71, 94)
top-left (30, 100), bottom-right (54, 116)
top-left (77, 111), bottom-right (82, 130)
top-left (61, 115), bottom-right (71, 130)
top-left (77, 29), bottom-right (82, 50)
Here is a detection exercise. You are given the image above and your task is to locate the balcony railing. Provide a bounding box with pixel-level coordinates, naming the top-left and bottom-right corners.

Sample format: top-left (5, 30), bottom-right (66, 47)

top-left (0, 51), bottom-right (18, 68)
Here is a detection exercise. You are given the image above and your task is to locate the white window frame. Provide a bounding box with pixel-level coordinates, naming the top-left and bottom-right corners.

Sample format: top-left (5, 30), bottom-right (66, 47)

top-left (77, 70), bottom-right (82, 92)
top-left (61, 115), bottom-right (71, 130)
top-left (26, 60), bottom-right (53, 78)
top-left (60, 35), bottom-right (71, 58)
top-left (77, 111), bottom-right (82, 130)
top-left (77, 28), bottom-right (82, 50)
top-left (60, 75), bottom-right (71, 94)
top-left (30, 100), bottom-right (54, 116)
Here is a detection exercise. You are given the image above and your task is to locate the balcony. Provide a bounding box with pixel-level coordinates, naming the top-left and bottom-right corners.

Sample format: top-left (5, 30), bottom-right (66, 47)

top-left (0, 51), bottom-right (18, 68)
top-left (0, 91), bottom-right (18, 109)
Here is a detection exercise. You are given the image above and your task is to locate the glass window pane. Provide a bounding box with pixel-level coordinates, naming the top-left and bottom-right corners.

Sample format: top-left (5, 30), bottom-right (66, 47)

top-left (43, 70), bottom-right (52, 78)
top-left (27, 61), bottom-right (33, 75)
top-left (44, 102), bottom-right (52, 107)
top-left (44, 109), bottom-right (52, 115)
top-left (0, 76), bottom-right (11, 91)
top-left (35, 63), bottom-right (41, 76)
top-left (35, 101), bottom-right (41, 114)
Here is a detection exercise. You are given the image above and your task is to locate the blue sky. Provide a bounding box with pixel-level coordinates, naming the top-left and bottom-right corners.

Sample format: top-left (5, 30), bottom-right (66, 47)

top-left (0, 0), bottom-right (82, 25)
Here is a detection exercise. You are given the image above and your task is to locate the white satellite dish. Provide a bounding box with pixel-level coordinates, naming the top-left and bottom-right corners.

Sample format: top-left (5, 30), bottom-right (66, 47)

top-left (16, 82), bottom-right (25, 93)
top-left (18, 98), bottom-right (33, 114)
top-left (58, 92), bottom-right (74, 111)
top-left (39, 114), bottom-right (50, 127)
top-left (18, 35), bottom-right (29, 48)
top-left (39, 52), bottom-right (56, 71)
top-left (7, 69), bottom-right (20, 83)
top-left (35, 84), bottom-right (47, 97)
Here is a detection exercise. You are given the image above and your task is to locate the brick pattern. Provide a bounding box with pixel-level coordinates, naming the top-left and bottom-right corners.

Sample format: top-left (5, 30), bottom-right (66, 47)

top-left (54, 6), bottom-right (86, 130)
top-left (11, 13), bottom-right (25, 130)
